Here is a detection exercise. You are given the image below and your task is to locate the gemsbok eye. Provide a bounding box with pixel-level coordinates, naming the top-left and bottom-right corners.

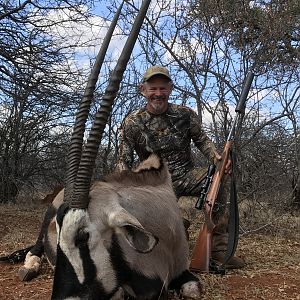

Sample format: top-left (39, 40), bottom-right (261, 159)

top-left (75, 229), bottom-right (89, 247)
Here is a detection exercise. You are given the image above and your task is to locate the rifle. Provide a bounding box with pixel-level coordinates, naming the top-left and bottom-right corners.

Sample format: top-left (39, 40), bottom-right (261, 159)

top-left (189, 70), bottom-right (254, 273)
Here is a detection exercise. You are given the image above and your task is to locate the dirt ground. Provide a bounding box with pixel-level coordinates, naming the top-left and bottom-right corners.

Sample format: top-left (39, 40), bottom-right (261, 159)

top-left (0, 203), bottom-right (299, 300)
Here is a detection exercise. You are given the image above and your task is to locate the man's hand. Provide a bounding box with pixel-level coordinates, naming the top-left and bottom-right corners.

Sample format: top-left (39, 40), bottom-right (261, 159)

top-left (116, 161), bottom-right (129, 172)
top-left (214, 153), bottom-right (232, 175)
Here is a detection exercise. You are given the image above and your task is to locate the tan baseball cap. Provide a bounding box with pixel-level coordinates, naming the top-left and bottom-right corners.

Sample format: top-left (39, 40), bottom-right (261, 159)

top-left (142, 65), bottom-right (172, 82)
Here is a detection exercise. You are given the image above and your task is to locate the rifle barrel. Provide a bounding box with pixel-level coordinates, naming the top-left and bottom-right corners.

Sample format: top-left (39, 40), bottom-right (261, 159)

top-left (235, 71), bottom-right (254, 113)
top-left (227, 70), bottom-right (254, 142)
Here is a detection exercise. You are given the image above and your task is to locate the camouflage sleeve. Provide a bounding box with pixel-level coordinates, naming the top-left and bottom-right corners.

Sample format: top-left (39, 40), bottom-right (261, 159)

top-left (118, 116), bottom-right (136, 170)
top-left (189, 109), bottom-right (218, 163)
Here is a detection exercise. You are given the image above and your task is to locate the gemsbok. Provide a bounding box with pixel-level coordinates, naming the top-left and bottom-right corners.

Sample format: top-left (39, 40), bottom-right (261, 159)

top-left (2, 1), bottom-right (202, 299)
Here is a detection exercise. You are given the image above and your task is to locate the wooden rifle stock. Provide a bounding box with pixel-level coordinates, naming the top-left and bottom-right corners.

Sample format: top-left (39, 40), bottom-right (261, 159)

top-left (190, 141), bottom-right (232, 272)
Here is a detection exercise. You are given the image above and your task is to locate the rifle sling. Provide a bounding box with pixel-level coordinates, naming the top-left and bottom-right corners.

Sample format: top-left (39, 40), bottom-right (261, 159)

top-left (219, 150), bottom-right (239, 270)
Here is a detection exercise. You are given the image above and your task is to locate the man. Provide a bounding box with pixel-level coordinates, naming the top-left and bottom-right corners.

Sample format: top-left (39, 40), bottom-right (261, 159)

top-left (118, 65), bottom-right (244, 269)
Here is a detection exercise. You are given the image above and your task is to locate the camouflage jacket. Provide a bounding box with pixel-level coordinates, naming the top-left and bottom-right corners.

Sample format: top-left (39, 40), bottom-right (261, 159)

top-left (118, 103), bottom-right (217, 182)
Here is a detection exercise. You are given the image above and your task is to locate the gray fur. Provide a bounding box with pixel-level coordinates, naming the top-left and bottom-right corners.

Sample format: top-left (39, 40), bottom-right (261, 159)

top-left (21, 155), bottom-right (201, 298)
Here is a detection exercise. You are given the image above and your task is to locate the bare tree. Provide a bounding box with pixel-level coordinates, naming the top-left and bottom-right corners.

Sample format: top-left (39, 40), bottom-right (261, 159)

top-left (0, 0), bottom-right (108, 202)
top-left (1, 0), bottom-right (299, 213)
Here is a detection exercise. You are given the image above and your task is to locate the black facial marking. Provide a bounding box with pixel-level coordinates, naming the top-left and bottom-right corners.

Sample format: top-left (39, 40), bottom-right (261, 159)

top-left (52, 244), bottom-right (82, 299)
top-left (55, 202), bottom-right (70, 229)
top-left (75, 228), bottom-right (89, 247)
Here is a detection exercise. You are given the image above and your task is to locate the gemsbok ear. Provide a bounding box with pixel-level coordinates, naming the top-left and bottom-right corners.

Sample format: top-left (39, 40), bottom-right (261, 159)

top-left (117, 224), bottom-right (158, 253)
top-left (108, 209), bottom-right (158, 253)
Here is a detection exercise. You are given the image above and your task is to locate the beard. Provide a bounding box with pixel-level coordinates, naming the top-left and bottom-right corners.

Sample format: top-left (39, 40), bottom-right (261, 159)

top-left (151, 101), bottom-right (165, 112)
top-left (148, 97), bottom-right (168, 113)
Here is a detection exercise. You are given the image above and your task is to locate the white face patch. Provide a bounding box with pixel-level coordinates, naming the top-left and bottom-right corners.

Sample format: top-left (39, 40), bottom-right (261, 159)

top-left (56, 208), bottom-right (118, 294)
top-left (87, 222), bottom-right (118, 291)
top-left (57, 209), bottom-right (87, 283)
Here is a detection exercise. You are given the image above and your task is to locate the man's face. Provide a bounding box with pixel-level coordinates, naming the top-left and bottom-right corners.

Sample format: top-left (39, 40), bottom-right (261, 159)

top-left (140, 76), bottom-right (173, 114)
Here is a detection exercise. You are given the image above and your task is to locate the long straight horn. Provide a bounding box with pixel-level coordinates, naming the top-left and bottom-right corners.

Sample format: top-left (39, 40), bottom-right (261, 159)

top-left (71, 0), bottom-right (152, 209)
top-left (63, 1), bottom-right (124, 203)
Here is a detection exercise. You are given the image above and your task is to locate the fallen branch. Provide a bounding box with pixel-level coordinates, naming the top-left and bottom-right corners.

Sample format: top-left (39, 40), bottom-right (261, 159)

top-left (239, 222), bottom-right (275, 236)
